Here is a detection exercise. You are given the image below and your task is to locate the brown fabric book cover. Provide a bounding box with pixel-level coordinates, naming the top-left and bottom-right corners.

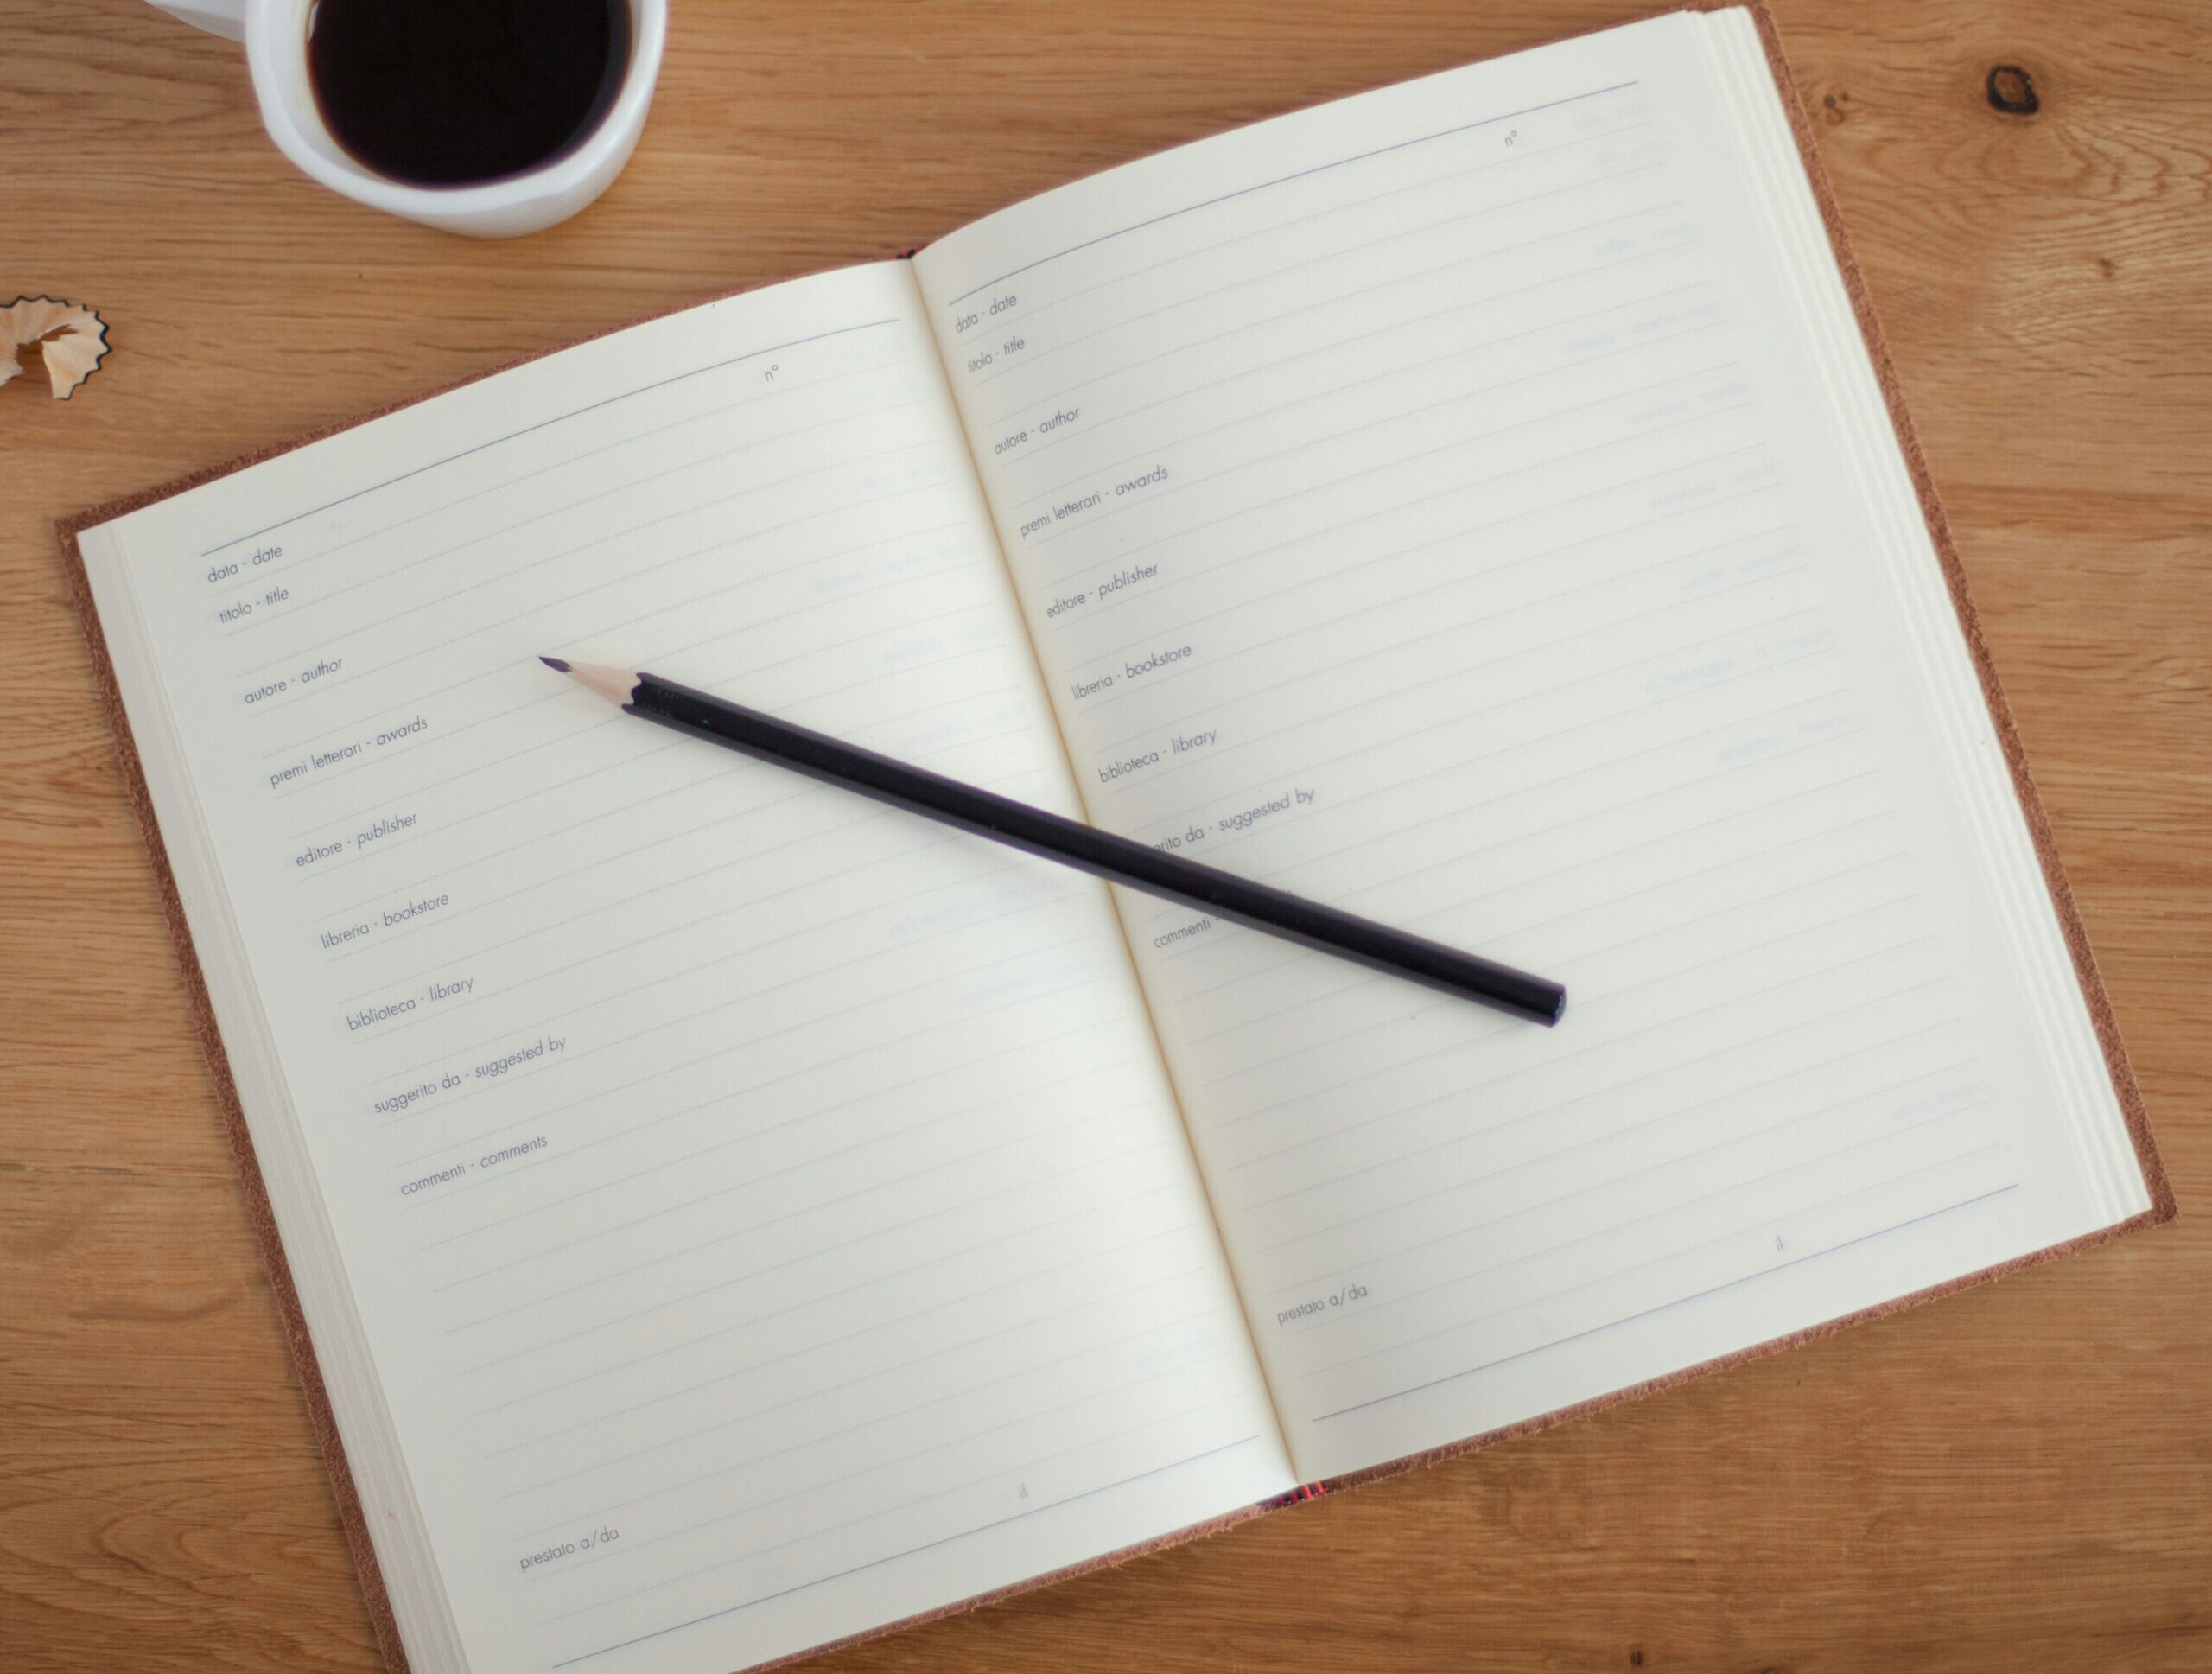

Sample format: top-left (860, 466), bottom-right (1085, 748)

top-left (55, 4), bottom-right (2172, 1669)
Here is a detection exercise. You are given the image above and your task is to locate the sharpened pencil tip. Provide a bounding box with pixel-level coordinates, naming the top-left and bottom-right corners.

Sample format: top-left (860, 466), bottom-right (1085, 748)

top-left (547, 659), bottom-right (641, 706)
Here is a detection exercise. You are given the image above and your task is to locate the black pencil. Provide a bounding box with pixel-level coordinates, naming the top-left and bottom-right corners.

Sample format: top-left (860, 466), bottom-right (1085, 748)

top-left (542, 657), bottom-right (1566, 1025)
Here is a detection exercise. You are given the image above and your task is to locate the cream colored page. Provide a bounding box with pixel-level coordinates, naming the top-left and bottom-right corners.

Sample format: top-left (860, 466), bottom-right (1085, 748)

top-left (916, 16), bottom-right (2141, 1480)
top-left (80, 262), bottom-right (1290, 1674)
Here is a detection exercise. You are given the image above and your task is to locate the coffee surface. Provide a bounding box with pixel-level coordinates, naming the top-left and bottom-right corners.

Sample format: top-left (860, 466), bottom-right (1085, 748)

top-left (308, 0), bottom-right (630, 188)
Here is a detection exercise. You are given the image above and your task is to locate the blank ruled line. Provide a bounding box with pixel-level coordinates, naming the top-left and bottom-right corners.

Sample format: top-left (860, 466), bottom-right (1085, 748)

top-left (1284, 1123), bottom-right (1998, 1380)
top-left (1223, 968), bottom-right (1949, 1181)
top-left (1013, 324), bottom-right (1727, 524)
top-left (358, 735), bottom-right (1048, 1075)
top-left (335, 710), bottom-right (1034, 974)
top-left (448, 1132), bottom-right (1171, 1333)
top-left (1141, 707), bottom-right (1863, 949)
top-left (1069, 453), bottom-right (1780, 767)
top-left (442, 1081), bottom-right (1142, 1273)
top-left (1031, 334), bottom-right (1727, 565)
top-left (1261, 1052), bottom-right (1980, 1280)
top-left (1355, 761), bottom-right (1868, 907)
top-left (1025, 345), bottom-right (1731, 570)
top-left (310, 746), bottom-right (705, 899)
top-left (441, 1096), bottom-right (1125, 1303)
top-left (313, 702), bottom-right (1040, 926)
top-left (254, 474), bottom-right (944, 758)
top-left (1173, 792), bottom-right (1891, 1015)
top-left (508, 1308), bottom-right (1221, 1538)
top-left (702, 652), bottom-right (1025, 732)
top-left (236, 430), bottom-right (931, 685)
top-left (391, 970), bottom-right (1123, 1177)
top-left (943, 81), bottom-right (1637, 302)
top-left (1075, 476), bottom-right (1789, 741)
top-left (329, 757), bottom-right (975, 982)
top-left (645, 591), bottom-right (986, 692)
top-left (363, 821), bottom-right (1059, 1102)
top-left (1222, 934), bottom-right (1939, 1155)
top-left (1007, 274), bottom-right (1706, 482)
top-left (481, 1194), bottom-right (1173, 1434)
top-left (1194, 792), bottom-right (1885, 1017)
top-left (455, 1162), bottom-right (1171, 1384)
top-left (1427, 842), bottom-right (1910, 1012)
top-left (525, 1346), bottom-right (1238, 1594)
top-left (973, 174), bottom-right (1677, 395)
top-left (422, 1055), bottom-right (1135, 1235)
top-left (355, 824), bottom-right (959, 1020)
top-left (1498, 831), bottom-right (1903, 958)
top-left (1237, 922), bottom-right (1941, 1147)
top-left (209, 357), bottom-right (903, 608)
top-left (1194, 839), bottom-right (1909, 1057)
top-left (1165, 753), bottom-right (1877, 973)
top-left (559, 525), bottom-right (969, 665)
top-left (985, 120), bottom-right (1657, 349)
top-left (221, 389), bottom-right (920, 642)
top-left (1478, 901), bottom-right (1927, 1051)
top-left (197, 318), bottom-right (899, 555)
top-left (1249, 1029), bottom-right (1974, 1232)
top-left (1137, 656), bottom-right (1846, 902)
top-left (1200, 890), bottom-right (1923, 1115)
top-left (1310, 1182), bottom-right (2018, 1423)
top-left (274, 664), bottom-right (561, 761)
top-left (543, 1430), bottom-right (1262, 1658)
top-left (259, 515), bottom-right (969, 764)
top-left (994, 237), bottom-right (1701, 477)
top-left (270, 647), bottom-right (563, 756)
top-left (484, 1202), bottom-right (1176, 1459)
top-left (238, 442), bottom-right (939, 706)
top-left (377, 899), bottom-right (1098, 1092)
top-left (1053, 434), bottom-right (1770, 681)
top-left (498, 1278), bottom-right (1211, 1490)
top-left (296, 737), bottom-right (699, 890)
top-left (218, 364), bottom-right (906, 595)
top-left (281, 697), bottom-right (610, 819)
top-left (1096, 558), bottom-right (1807, 802)
top-left (486, 1233), bottom-right (1196, 1505)
top-left (506, 1252), bottom-right (1205, 1537)
top-left (332, 676), bottom-right (1021, 999)
top-left (1302, 1135), bottom-right (2003, 1366)
top-left (409, 1018), bottom-right (1125, 1209)
top-left (1086, 517), bottom-right (1801, 759)
top-left (345, 785), bottom-right (1020, 1009)
top-left (995, 235), bottom-right (1702, 474)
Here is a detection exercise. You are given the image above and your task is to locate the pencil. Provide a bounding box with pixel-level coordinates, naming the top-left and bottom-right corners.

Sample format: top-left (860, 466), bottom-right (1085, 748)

top-left (542, 657), bottom-right (1566, 1025)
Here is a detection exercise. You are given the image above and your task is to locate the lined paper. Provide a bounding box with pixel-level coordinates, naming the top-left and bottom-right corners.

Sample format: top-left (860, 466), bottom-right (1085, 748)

top-left (917, 12), bottom-right (2137, 1480)
top-left (80, 261), bottom-right (1290, 1674)
top-left (77, 12), bottom-right (2158, 1666)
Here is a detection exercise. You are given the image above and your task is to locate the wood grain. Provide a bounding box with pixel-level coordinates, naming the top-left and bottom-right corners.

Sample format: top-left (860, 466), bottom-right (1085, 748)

top-left (2, 1), bottom-right (2206, 1669)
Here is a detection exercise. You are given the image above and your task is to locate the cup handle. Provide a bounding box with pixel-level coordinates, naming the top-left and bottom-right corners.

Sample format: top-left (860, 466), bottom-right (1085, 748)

top-left (144, 0), bottom-right (246, 41)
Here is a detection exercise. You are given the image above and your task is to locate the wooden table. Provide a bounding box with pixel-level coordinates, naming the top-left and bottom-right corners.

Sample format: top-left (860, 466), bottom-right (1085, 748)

top-left (3, 1), bottom-right (2207, 1667)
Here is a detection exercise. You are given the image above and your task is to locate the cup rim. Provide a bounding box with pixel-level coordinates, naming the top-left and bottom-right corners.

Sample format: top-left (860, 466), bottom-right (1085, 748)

top-left (246, 0), bottom-right (666, 214)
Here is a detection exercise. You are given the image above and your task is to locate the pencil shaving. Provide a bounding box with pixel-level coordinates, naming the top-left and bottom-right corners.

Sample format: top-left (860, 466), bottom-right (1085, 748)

top-left (2, 296), bottom-right (110, 399)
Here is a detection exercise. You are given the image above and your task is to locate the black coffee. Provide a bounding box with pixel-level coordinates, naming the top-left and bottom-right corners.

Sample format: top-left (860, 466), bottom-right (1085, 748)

top-left (308, 0), bottom-right (631, 188)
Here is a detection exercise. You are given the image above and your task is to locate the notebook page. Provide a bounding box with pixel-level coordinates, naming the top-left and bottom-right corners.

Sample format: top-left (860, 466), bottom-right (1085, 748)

top-left (913, 15), bottom-right (2146, 1480)
top-left (78, 261), bottom-right (1290, 1674)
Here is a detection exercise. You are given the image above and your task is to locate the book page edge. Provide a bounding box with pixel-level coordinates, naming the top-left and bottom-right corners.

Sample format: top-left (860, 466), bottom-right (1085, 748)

top-left (57, 506), bottom-right (423, 1674)
top-left (1707, 0), bottom-right (2174, 1224)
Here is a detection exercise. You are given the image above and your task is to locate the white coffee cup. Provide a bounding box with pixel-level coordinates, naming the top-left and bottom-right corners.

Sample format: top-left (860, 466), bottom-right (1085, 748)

top-left (144, 0), bottom-right (665, 238)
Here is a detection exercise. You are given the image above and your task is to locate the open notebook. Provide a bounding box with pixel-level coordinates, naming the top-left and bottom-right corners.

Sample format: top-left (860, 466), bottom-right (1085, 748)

top-left (64, 7), bottom-right (2170, 1673)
